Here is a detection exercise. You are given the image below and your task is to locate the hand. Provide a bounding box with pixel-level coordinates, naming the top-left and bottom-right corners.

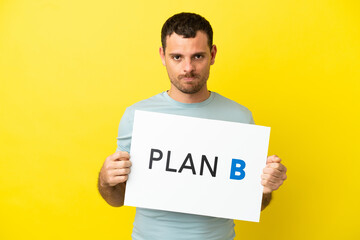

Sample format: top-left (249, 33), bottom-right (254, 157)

top-left (261, 155), bottom-right (287, 194)
top-left (99, 151), bottom-right (132, 187)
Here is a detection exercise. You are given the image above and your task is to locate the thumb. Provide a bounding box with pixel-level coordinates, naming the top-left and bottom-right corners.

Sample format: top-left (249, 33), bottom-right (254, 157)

top-left (266, 155), bottom-right (281, 164)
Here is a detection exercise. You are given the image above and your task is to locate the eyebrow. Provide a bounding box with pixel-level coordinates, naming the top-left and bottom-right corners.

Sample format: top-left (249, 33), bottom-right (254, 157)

top-left (168, 52), bottom-right (207, 56)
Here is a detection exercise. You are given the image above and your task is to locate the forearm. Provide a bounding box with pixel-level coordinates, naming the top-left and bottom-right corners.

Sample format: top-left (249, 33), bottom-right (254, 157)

top-left (261, 192), bottom-right (272, 211)
top-left (98, 173), bottom-right (126, 207)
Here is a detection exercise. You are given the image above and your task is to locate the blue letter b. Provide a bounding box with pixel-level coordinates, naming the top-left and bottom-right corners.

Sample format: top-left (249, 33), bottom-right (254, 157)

top-left (230, 159), bottom-right (246, 180)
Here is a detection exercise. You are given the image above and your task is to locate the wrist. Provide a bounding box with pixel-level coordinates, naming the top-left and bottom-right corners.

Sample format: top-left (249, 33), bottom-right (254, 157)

top-left (98, 172), bottom-right (111, 188)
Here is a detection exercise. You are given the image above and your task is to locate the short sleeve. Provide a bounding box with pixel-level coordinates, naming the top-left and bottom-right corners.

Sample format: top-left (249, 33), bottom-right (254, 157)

top-left (116, 107), bottom-right (135, 152)
top-left (249, 112), bottom-right (255, 124)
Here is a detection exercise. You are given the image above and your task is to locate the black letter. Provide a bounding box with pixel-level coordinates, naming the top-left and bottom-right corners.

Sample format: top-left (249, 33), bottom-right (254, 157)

top-left (178, 153), bottom-right (196, 175)
top-left (166, 151), bottom-right (177, 172)
top-left (200, 155), bottom-right (218, 177)
top-left (149, 148), bottom-right (163, 169)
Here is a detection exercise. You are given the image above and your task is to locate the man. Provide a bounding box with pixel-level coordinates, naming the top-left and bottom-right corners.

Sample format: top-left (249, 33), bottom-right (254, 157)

top-left (98, 12), bottom-right (287, 239)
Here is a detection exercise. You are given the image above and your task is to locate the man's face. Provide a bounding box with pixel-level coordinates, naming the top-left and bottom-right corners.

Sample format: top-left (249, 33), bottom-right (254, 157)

top-left (160, 31), bottom-right (217, 95)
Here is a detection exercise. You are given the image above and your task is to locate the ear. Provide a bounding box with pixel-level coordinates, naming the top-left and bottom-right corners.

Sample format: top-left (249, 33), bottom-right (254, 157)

top-left (159, 47), bottom-right (166, 66)
top-left (210, 45), bottom-right (217, 65)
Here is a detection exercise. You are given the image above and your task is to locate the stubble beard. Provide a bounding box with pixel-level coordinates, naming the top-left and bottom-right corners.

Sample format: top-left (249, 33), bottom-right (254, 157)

top-left (170, 73), bottom-right (209, 94)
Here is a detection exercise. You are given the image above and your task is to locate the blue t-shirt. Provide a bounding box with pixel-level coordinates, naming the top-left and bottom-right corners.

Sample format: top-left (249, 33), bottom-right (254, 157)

top-left (117, 91), bottom-right (254, 240)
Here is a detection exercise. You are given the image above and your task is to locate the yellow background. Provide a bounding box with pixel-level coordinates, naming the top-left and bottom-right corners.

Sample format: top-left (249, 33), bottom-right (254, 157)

top-left (1, 0), bottom-right (359, 239)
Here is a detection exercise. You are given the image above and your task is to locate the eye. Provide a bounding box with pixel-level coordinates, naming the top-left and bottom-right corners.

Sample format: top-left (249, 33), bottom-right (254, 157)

top-left (172, 55), bottom-right (181, 60)
top-left (194, 55), bottom-right (203, 60)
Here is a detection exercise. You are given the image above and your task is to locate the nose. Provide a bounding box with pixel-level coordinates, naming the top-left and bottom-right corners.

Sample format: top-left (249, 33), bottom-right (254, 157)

top-left (183, 58), bottom-right (195, 73)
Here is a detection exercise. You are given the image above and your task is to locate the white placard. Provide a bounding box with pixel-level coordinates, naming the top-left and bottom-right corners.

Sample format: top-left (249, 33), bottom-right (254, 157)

top-left (125, 110), bottom-right (270, 222)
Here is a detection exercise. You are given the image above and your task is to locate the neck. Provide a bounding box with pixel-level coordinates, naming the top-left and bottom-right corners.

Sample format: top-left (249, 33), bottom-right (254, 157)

top-left (168, 87), bottom-right (210, 103)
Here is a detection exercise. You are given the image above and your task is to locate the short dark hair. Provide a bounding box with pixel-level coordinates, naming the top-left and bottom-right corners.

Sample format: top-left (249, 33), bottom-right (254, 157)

top-left (161, 12), bottom-right (213, 52)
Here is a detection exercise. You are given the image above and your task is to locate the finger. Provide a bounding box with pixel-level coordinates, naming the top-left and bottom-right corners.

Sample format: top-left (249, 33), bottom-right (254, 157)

top-left (114, 151), bottom-right (130, 161)
top-left (261, 173), bottom-right (281, 184)
top-left (110, 168), bottom-right (131, 176)
top-left (114, 175), bottom-right (128, 183)
top-left (261, 179), bottom-right (281, 191)
top-left (263, 173), bottom-right (285, 186)
top-left (112, 160), bottom-right (132, 169)
top-left (107, 151), bottom-right (130, 162)
top-left (108, 175), bottom-right (128, 186)
top-left (118, 151), bottom-right (130, 161)
top-left (263, 167), bottom-right (283, 178)
top-left (267, 162), bottom-right (287, 172)
top-left (266, 155), bottom-right (281, 164)
top-left (264, 167), bottom-right (287, 182)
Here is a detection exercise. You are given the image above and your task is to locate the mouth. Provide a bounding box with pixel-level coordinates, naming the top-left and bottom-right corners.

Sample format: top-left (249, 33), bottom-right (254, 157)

top-left (179, 75), bottom-right (198, 81)
top-left (182, 77), bottom-right (196, 81)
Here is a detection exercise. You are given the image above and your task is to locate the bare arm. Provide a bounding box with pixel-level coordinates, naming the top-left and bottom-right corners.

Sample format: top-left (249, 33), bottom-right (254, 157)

top-left (261, 192), bottom-right (272, 211)
top-left (97, 151), bottom-right (131, 207)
